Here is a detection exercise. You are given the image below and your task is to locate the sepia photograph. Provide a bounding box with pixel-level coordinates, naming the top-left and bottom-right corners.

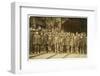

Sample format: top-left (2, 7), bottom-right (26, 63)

top-left (29, 16), bottom-right (87, 59)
